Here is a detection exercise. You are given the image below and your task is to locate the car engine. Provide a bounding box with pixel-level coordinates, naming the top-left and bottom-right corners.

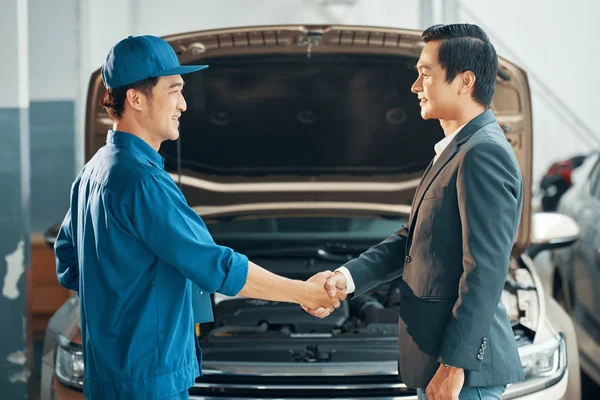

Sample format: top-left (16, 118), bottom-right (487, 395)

top-left (207, 280), bottom-right (403, 337)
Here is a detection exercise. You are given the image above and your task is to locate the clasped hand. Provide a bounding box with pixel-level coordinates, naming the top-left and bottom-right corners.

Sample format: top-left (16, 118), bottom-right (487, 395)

top-left (301, 271), bottom-right (348, 318)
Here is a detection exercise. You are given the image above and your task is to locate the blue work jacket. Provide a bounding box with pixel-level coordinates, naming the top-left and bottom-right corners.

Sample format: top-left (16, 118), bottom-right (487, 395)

top-left (55, 130), bottom-right (248, 399)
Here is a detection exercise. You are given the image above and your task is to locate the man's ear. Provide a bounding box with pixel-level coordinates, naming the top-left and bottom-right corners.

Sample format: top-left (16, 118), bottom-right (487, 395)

top-left (125, 88), bottom-right (144, 111)
top-left (460, 71), bottom-right (476, 95)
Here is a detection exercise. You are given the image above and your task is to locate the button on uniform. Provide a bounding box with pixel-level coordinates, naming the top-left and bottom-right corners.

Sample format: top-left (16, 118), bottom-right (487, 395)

top-left (405, 255), bottom-right (412, 264)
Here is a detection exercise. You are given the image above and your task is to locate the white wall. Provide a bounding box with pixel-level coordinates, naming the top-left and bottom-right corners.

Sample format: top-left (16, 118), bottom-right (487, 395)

top-left (453, 0), bottom-right (600, 184)
top-left (0, 0), bottom-right (29, 108)
top-left (28, 0), bottom-right (77, 100)
top-left (82, 0), bottom-right (420, 86)
top-left (133, 0), bottom-right (419, 38)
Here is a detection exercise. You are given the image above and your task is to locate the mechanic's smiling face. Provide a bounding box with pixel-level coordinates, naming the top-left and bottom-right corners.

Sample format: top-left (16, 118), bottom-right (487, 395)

top-left (140, 75), bottom-right (187, 145)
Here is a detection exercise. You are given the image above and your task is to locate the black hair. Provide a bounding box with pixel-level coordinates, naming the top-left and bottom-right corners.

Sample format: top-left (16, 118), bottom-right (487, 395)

top-left (422, 24), bottom-right (498, 108)
top-left (100, 77), bottom-right (159, 121)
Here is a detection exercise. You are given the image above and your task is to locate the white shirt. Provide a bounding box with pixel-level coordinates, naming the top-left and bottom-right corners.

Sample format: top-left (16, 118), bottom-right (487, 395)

top-left (336, 124), bottom-right (466, 293)
top-left (433, 123), bottom-right (465, 164)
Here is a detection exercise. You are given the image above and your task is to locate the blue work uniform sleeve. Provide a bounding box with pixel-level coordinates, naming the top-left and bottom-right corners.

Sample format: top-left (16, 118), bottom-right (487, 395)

top-left (128, 172), bottom-right (248, 296)
top-left (55, 208), bottom-right (79, 292)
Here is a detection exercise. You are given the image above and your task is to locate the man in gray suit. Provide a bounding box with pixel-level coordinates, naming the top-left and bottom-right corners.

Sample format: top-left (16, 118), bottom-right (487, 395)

top-left (303, 24), bottom-right (524, 400)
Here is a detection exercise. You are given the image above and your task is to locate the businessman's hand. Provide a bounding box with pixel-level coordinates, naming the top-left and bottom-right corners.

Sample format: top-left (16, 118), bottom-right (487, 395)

top-left (301, 271), bottom-right (347, 318)
top-left (426, 364), bottom-right (464, 400)
top-left (303, 271), bottom-right (342, 312)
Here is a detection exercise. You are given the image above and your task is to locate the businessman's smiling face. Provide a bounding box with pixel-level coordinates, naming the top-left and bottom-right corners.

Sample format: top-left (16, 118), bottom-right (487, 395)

top-left (411, 40), bottom-right (463, 120)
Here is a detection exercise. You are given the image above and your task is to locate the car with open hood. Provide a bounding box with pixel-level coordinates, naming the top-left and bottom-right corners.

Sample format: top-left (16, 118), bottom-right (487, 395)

top-left (41, 24), bottom-right (581, 400)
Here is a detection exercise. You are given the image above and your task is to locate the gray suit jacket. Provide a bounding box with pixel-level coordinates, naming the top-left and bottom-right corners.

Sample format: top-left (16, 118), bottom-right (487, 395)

top-left (344, 110), bottom-right (525, 388)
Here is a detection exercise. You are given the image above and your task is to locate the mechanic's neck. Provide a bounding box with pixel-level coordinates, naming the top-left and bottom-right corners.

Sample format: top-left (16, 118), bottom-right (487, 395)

top-left (113, 120), bottom-right (162, 152)
top-left (439, 103), bottom-right (487, 137)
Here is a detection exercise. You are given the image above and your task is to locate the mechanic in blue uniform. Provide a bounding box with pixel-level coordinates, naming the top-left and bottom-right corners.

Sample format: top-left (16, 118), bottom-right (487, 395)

top-left (54, 35), bottom-right (342, 400)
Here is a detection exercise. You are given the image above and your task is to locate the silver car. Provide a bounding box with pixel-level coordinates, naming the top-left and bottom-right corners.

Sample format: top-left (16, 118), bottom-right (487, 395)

top-left (553, 150), bottom-right (600, 387)
top-left (42, 24), bottom-right (580, 400)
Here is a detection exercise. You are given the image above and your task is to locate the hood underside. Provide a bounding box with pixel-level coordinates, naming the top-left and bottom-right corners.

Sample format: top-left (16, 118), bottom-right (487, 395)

top-left (86, 25), bottom-right (532, 252)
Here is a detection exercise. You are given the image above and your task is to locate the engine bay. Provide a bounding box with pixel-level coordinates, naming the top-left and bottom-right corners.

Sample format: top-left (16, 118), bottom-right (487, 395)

top-left (198, 254), bottom-right (537, 341)
top-left (204, 279), bottom-right (403, 338)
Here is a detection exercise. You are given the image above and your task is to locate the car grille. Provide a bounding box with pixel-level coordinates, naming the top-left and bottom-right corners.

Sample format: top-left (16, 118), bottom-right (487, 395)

top-left (190, 374), bottom-right (416, 399)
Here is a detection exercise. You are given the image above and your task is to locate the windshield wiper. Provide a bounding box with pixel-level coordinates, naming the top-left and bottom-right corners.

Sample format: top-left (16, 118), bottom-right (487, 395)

top-left (316, 249), bottom-right (353, 262)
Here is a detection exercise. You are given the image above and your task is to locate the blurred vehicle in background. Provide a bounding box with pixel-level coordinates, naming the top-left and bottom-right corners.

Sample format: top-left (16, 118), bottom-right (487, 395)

top-left (540, 153), bottom-right (593, 212)
top-left (553, 150), bottom-right (600, 388)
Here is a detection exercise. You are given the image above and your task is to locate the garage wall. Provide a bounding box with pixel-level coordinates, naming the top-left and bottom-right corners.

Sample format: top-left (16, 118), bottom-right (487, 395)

top-left (0, 0), bottom-right (30, 395)
top-left (28, 0), bottom-right (78, 232)
top-left (133, 0), bottom-right (420, 38)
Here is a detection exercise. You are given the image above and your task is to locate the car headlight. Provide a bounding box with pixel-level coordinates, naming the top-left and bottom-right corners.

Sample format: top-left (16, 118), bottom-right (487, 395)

top-left (502, 334), bottom-right (567, 399)
top-left (55, 333), bottom-right (84, 390)
top-left (518, 333), bottom-right (565, 380)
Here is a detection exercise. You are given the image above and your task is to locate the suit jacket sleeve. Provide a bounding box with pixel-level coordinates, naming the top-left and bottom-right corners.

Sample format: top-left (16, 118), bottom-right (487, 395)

top-left (438, 140), bottom-right (522, 371)
top-left (343, 225), bottom-right (409, 297)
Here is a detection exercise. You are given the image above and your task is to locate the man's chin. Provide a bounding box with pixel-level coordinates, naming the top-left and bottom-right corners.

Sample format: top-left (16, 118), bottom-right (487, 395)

top-left (420, 109), bottom-right (433, 120)
top-left (168, 130), bottom-right (180, 141)
top-left (420, 106), bottom-right (441, 121)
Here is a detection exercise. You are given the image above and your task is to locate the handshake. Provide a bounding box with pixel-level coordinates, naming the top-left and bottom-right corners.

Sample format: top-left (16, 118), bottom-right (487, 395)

top-left (299, 270), bottom-right (349, 319)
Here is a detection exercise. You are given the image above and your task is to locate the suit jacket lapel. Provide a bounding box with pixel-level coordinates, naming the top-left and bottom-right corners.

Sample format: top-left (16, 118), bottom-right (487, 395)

top-left (408, 158), bottom-right (435, 222)
top-left (408, 142), bottom-right (458, 227)
top-left (408, 109), bottom-right (497, 228)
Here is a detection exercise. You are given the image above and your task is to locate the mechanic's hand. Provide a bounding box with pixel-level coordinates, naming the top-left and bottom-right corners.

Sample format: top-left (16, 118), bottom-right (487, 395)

top-left (425, 364), bottom-right (464, 400)
top-left (301, 271), bottom-right (347, 318)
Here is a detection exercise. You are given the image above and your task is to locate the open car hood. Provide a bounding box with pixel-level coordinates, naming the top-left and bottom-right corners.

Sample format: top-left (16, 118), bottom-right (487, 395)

top-left (85, 25), bottom-right (532, 252)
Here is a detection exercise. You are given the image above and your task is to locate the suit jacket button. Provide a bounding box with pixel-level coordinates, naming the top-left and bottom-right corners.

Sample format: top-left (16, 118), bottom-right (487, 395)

top-left (477, 354), bottom-right (484, 360)
top-left (405, 255), bottom-right (412, 264)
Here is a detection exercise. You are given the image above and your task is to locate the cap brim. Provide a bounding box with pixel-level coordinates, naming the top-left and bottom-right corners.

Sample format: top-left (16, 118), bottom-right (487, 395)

top-left (155, 64), bottom-right (208, 78)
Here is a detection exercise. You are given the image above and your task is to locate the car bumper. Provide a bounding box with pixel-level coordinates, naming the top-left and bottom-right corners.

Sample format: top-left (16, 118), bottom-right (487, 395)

top-left (50, 371), bottom-right (568, 400)
top-left (47, 332), bottom-right (569, 400)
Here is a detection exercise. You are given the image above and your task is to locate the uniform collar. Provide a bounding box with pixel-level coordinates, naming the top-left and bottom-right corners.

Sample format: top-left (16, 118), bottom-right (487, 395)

top-left (106, 130), bottom-right (165, 168)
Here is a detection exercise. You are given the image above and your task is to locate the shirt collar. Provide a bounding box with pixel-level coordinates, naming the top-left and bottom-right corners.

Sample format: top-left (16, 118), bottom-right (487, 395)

top-left (106, 130), bottom-right (165, 168)
top-left (434, 124), bottom-right (466, 157)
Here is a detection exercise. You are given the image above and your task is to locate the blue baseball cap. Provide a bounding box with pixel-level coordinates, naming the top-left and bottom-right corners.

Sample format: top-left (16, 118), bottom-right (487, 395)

top-left (101, 35), bottom-right (208, 89)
